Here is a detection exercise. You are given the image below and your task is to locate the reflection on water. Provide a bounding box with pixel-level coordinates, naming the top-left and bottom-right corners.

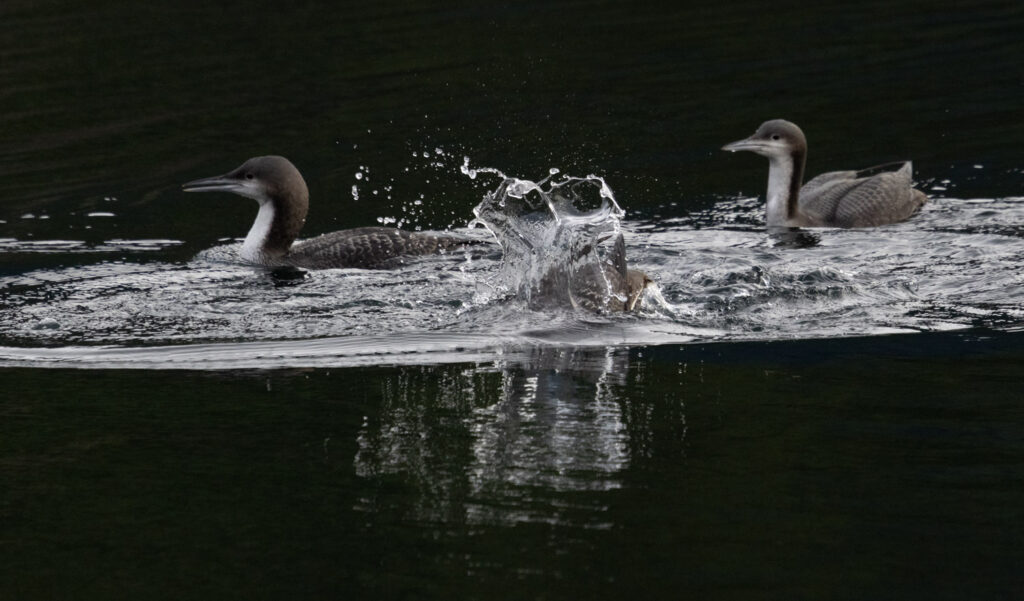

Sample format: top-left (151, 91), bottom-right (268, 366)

top-left (3, 335), bottom-right (1021, 599)
top-left (354, 347), bottom-right (665, 527)
top-left (469, 348), bottom-right (629, 493)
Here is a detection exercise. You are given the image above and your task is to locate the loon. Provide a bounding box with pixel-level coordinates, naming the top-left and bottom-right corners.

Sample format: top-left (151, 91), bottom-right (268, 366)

top-left (183, 155), bottom-right (476, 269)
top-left (565, 233), bottom-right (651, 312)
top-left (597, 233), bottom-right (651, 312)
top-left (722, 119), bottom-right (927, 228)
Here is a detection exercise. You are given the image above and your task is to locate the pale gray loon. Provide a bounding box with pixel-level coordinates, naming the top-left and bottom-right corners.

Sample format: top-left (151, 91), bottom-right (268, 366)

top-left (183, 156), bottom-right (476, 269)
top-left (722, 119), bottom-right (927, 228)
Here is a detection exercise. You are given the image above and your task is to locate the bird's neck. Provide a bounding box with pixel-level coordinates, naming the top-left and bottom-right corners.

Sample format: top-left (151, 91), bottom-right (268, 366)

top-left (765, 150), bottom-right (805, 227)
top-left (240, 192), bottom-right (308, 264)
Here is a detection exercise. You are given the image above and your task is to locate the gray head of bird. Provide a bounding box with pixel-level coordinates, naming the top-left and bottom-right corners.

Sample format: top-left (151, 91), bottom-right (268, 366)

top-left (182, 155), bottom-right (309, 206)
top-left (722, 119), bottom-right (807, 160)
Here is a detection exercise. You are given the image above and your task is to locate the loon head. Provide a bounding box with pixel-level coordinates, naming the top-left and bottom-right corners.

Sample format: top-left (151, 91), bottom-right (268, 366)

top-left (183, 156), bottom-right (310, 262)
top-left (721, 119), bottom-right (807, 160)
top-left (182, 155), bottom-right (308, 205)
top-left (722, 120), bottom-right (810, 227)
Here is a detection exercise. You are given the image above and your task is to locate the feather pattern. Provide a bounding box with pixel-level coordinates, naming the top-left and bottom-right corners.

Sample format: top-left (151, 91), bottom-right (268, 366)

top-left (183, 156), bottom-right (477, 269)
top-left (723, 120), bottom-right (927, 228)
top-left (801, 162), bottom-right (927, 227)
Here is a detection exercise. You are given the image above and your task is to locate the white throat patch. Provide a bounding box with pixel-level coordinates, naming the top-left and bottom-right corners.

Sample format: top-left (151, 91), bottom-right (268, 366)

top-left (240, 200), bottom-right (275, 263)
top-left (765, 157), bottom-right (795, 226)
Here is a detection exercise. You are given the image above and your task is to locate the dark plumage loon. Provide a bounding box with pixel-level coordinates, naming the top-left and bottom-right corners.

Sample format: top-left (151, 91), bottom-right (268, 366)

top-left (183, 156), bottom-right (475, 269)
top-left (722, 120), bottom-right (927, 228)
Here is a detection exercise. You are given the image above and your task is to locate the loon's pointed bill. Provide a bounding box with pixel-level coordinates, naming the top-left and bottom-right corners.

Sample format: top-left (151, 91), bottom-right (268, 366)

top-left (182, 175), bottom-right (242, 193)
top-left (722, 137), bottom-right (777, 154)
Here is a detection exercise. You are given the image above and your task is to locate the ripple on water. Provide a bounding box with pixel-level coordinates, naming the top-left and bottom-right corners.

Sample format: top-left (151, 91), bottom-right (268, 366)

top-left (0, 181), bottom-right (1022, 368)
top-left (0, 238), bottom-right (183, 254)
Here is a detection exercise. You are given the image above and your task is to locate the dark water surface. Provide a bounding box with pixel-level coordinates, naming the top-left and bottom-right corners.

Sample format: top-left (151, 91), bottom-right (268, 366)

top-left (4, 335), bottom-right (1024, 599)
top-left (2, 1), bottom-right (1023, 599)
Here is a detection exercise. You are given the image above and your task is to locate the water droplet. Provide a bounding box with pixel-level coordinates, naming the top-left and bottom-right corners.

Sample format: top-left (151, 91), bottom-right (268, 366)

top-left (33, 318), bottom-right (61, 330)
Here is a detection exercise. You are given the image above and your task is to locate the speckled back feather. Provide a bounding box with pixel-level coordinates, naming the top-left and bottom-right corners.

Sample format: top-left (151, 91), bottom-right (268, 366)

top-left (800, 161), bottom-right (927, 227)
top-left (287, 227), bottom-right (476, 269)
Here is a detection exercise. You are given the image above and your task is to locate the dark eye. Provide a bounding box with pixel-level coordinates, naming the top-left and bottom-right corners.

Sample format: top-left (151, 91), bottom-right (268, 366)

top-left (245, 173), bottom-right (255, 180)
top-left (771, 134), bottom-right (781, 141)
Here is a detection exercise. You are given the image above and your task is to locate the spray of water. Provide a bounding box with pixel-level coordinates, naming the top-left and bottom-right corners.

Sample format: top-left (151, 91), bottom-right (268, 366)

top-left (461, 158), bottom-right (648, 312)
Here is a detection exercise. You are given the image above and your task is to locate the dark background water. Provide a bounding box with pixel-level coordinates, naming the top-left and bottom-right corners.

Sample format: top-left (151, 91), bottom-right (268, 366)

top-left (2, 1), bottom-right (1023, 599)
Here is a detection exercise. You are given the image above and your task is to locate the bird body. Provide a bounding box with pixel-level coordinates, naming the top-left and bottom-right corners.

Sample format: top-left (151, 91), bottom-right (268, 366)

top-left (565, 233), bottom-right (650, 312)
top-left (285, 226), bottom-right (471, 270)
top-left (723, 120), bottom-right (926, 228)
top-left (183, 156), bottom-right (475, 269)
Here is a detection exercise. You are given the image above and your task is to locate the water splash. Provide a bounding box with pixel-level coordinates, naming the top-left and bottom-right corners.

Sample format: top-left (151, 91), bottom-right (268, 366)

top-left (464, 159), bottom-right (646, 313)
top-left (1, 165), bottom-right (1023, 368)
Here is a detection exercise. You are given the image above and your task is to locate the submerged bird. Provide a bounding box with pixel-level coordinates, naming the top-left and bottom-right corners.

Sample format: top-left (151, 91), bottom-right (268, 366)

top-left (475, 177), bottom-right (651, 312)
top-left (183, 155), bottom-right (476, 269)
top-left (560, 233), bottom-right (651, 312)
top-left (722, 119), bottom-right (927, 228)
